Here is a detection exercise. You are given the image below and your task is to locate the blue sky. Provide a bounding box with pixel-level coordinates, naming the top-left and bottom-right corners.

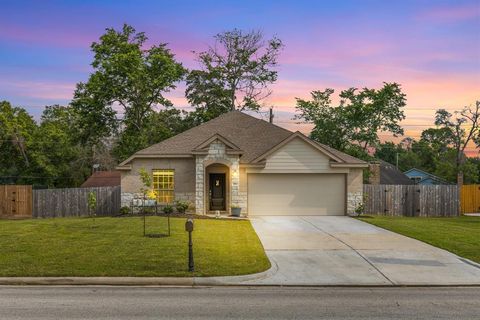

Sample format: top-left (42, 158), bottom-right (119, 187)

top-left (0, 0), bottom-right (479, 152)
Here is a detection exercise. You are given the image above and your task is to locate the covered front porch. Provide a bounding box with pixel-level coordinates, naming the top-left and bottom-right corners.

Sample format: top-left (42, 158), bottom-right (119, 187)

top-left (194, 138), bottom-right (244, 215)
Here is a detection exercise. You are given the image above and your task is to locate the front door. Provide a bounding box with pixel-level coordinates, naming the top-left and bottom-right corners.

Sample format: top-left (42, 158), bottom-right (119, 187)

top-left (209, 173), bottom-right (226, 210)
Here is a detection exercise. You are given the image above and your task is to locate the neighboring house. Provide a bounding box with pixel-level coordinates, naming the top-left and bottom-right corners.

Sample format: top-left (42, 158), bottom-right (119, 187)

top-left (378, 160), bottom-right (414, 185)
top-left (81, 171), bottom-right (121, 188)
top-left (116, 111), bottom-right (368, 216)
top-left (404, 168), bottom-right (449, 185)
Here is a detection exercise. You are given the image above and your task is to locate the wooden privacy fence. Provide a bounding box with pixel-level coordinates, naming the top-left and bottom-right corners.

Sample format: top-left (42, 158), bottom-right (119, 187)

top-left (363, 185), bottom-right (460, 217)
top-left (33, 186), bottom-right (121, 218)
top-left (461, 184), bottom-right (480, 213)
top-left (0, 185), bottom-right (32, 218)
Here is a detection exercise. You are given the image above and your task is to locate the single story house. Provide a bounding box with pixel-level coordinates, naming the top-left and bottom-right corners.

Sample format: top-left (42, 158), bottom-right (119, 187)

top-left (117, 111), bottom-right (368, 216)
top-left (80, 171), bottom-right (121, 188)
top-left (404, 168), bottom-right (450, 185)
top-left (368, 160), bottom-right (414, 185)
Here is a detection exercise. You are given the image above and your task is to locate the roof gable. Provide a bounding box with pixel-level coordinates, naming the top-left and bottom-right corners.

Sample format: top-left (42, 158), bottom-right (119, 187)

top-left (252, 132), bottom-right (344, 163)
top-left (404, 168), bottom-right (449, 184)
top-left (192, 133), bottom-right (242, 153)
top-left (404, 168), bottom-right (430, 178)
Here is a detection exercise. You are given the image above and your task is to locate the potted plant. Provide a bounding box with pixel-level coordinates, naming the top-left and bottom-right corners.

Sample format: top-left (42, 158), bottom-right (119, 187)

top-left (352, 194), bottom-right (367, 217)
top-left (353, 201), bottom-right (364, 217)
top-left (231, 205), bottom-right (242, 217)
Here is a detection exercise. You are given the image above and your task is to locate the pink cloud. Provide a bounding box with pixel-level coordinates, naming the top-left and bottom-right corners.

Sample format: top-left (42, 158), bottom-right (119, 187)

top-left (0, 79), bottom-right (75, 101)
top-left (279, 36), bottom-right (392, 68)
top-left (418, 3), bottom-right (480, 22)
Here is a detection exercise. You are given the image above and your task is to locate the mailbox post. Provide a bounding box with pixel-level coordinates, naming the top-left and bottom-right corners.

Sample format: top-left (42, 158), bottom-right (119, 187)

top-left (185, 219), bottom-right (194, 272)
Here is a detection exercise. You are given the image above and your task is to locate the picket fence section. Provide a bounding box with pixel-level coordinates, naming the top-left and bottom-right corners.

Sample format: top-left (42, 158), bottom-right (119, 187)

top-left (461, 184), bottom-right (480, 214)
top-left (363, 184), bottom-right (460, 217)
top-left (33, 186), bottom-right (121, 218)
top-left (0, 185), bottom-right (32, 217)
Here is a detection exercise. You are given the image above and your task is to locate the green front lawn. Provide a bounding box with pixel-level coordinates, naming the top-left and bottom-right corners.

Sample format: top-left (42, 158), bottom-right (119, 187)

top-left (0, 216), bottom-right (270, 277)
top-left (358, 215), bottom-right (480, 263)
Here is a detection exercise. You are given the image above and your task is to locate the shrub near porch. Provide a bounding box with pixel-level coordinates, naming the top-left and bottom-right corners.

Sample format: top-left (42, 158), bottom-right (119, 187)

top-left (0, 217), bottom-right (270, 277)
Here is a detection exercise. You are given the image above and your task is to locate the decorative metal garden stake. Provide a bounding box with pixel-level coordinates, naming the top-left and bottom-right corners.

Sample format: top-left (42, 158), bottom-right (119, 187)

top-left (167, 213), bottom-right (171, 236)
top-left (185, 218), bottom-right (194, 272)
top-left (143, 212), bottom-right (146, 237)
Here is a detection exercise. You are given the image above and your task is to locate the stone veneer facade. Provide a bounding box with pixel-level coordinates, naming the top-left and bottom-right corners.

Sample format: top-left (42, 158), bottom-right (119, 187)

top-left (195, 140), bottom-right (245, 214)
top-left (346, 168), bottom-right (364, 215)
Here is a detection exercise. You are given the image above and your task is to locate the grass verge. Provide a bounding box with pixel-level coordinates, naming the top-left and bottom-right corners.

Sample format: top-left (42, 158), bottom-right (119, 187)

top-left (358, 215), bottom-right (480, 263)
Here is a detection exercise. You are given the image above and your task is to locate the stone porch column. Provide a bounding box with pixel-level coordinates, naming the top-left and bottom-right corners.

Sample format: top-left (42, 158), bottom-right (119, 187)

top-left (230, 159), bottom-right (240, 210)
top-left (195, 157), bottom-right (205, 214)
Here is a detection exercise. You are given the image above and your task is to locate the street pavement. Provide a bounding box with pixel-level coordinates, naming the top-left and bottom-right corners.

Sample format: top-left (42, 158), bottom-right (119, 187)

top-left (0, 286), bottom-right (479, 319)
top-left (236, 216), bottom-right (480, 286)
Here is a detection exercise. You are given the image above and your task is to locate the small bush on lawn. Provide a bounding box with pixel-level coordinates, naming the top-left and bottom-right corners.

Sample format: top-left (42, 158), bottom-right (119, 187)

top-left (175, 201), bottom-right (189, 214)
top-left (163, 205), bottom-right (173, 214)
top-left (119, 206), bottom-right (130, 215)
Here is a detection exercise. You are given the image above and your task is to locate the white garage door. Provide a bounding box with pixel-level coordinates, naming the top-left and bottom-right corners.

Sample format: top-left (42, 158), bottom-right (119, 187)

top-left (248, 173), bottom-right (345, 216)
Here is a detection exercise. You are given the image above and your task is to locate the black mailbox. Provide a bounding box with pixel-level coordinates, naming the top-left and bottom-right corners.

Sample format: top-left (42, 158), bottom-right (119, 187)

top-left (185, 219), bottom-right (194, 232)
top-left (185, 218), bottom-right (194, 272)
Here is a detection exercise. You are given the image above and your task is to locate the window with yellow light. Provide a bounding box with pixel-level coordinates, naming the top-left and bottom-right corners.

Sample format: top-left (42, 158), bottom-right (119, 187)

top-left (152, 169), bottom-right (174, 203)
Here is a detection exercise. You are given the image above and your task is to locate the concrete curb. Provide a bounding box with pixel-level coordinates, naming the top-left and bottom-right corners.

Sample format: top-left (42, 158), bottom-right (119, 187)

top-left (0, 262), bottom-right (279, 287)
top-left (0, 277), bottom-right (195, 286)
top-left (0, 257), bottom-right (478, 287)
top-left (194, 260), bottom-right (279, 286)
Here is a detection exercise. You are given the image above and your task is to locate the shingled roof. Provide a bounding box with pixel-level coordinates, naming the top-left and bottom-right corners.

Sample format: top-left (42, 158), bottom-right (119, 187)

top-left (122, 111), bottom-right (366, 165)
top-left (379, 160), bottom-right (414, 185)
top-left (81, 171), bottom-right (121, 187)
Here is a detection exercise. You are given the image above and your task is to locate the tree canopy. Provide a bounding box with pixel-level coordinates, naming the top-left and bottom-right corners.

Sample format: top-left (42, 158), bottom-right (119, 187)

top-left (185, 29), bottom-right (283, 123)
top-left (433, 103), bottom-right (480, 176)
top-left (0, 101), bottom-right (37, 182)
top-left (373, 101), bottom-right (480, 184)
top-left (71, 24), bottom-right (186, 148)
top-left (295, 83), bottom-right (406, 157)
top-left (0, 102), bottom-right (91, 187)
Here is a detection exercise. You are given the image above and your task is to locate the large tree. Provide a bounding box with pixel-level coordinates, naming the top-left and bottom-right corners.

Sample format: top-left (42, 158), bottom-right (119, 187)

top-left (0, 102), bottom-right (96, 187)
top-left (0, 101), bottom-right (37, 184)
top-left (433, 101), bottom-right (480, 183)
top-left (295, 83), bottom-right (406, 155)
top-left (71, 24), bottom-right (186, 145)
top-left (31, 105), bottom-right (90, 187)
top-left (185, 29), bottom-right (283, 122)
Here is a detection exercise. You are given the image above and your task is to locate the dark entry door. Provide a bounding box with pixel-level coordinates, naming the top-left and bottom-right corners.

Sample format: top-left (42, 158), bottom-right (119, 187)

top-left (209, 173), bottom-right (226, 210)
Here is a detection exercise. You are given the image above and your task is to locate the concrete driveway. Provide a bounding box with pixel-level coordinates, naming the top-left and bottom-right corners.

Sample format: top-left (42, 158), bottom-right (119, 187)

top-left (239, 216), bottom-right (480, 286)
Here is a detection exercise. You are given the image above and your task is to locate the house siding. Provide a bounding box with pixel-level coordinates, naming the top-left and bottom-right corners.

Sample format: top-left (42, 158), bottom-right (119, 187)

top-left (263, 137), bottom-right (331, 171)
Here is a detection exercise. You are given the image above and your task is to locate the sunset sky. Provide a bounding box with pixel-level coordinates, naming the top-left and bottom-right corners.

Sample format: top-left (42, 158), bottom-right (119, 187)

top-left (1, 0), bottom-right (479, 154)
